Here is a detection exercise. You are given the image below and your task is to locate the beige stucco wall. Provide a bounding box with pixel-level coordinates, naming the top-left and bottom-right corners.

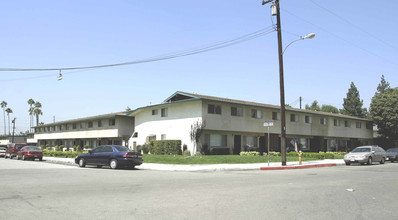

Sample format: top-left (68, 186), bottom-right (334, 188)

top-left (201, 100), bottom-right (372, 139)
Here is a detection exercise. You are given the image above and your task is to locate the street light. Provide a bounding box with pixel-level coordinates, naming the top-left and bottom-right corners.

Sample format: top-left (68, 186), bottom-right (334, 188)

top-left (282, 33), bottom-right (315, 55)
top-left (262, 0), bottom-right (315, 166)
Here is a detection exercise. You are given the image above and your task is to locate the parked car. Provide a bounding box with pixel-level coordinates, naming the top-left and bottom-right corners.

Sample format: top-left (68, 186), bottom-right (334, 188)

top-left (75, 145), bottom-right (143, 169)
top-left (344, 145), bottom-right (386, 165)
top-left (0, 147), bottom-right (7, 157)
top-left (386, 148), bottom-right (398, 162)
top-left (4, 143), bottom-right (27, 159)
top-left (16, 146), bottom-right (43, 161)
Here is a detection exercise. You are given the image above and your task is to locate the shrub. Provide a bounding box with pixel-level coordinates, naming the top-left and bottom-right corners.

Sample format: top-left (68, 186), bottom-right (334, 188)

top-left (149, 140), bottom-right (182, 155)
top-left (137, 145), bottom-right (150, 154)
top-left (183, 150), bottom-right (191, 156)
top-left (268, 151), bottom-right (281, 157)
top-left (210, 148), bottom-right (230, 155)
top-left (201, 143), bottom-right (210, 155)
top-left (240, 151), bottom-right (260, 156)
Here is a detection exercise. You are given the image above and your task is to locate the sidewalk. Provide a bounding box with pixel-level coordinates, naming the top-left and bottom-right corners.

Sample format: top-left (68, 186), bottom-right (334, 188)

top-left (43, 156), bottom-right (345, 171)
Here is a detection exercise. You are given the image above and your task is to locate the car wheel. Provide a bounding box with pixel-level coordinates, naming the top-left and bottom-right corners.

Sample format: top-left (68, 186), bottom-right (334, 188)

top-left (16, 155), bottom-right (19, 160)
top-left (78, 158), bottom-right (86, 167)
top-left (22, 155), bottom-right (26, 160)
top-left (367, 157), bottom-right (372, 165)
top-left (10, 155), bottom-right (13, 159)
top-left (39, 158), bottom-right (42, 161)
top-left (345, 162), bottom-right (350, 166)
top-left (380, 157), bottom-right (385, 164)
top-left (110, 159), bottom-right (118, 169)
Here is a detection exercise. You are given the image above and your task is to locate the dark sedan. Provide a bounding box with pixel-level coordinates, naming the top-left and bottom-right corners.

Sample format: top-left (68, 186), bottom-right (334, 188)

top-left (75, 145), bottom-right (143, 169)
top-left (386, 148), bottom-right (398, 162)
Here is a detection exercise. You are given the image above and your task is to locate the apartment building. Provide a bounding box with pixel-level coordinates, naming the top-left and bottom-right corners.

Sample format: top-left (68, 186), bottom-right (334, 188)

top-left (33, 91), bottom-right (373, 154)
top-left (129, 91), bottom-right (373, 154)
top-left (33, 112), bottom-right (134, 149)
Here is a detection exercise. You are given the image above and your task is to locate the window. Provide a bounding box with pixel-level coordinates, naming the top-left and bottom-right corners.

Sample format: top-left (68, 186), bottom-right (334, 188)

top-left (320, 118), bottom-right (327, 125)
top-left (305, 116), bottom-right (312, 124)
top-left (88, 122), bottom-right (93, 128)
top-left (366, 123), bottom-right (372, 129)
top-left (152, 109), bottom-right (158, 115)
top-left (356, 122), bottom-right (362, 128)
top-left (161, 108), bottom-right (168, 117)
top-left (344, 121), bottom-right (351, 127)
top-left (231, 107), bottom-right (243, 117)
top-left (208, 134), bottom-right (227, 147)
top-left (161, 134), bottom-right (166, 140)
top-left (251, 109), bottom-right (262, 119)
top-left (72, 123), bottom-right (77, 129)
top-left (272, 112), bottom-right (280, 120)
top-left (334, 119), bottom-right (340, 127)
top-left (65, 124), bottom-right (69, 130)
top-left (290, 114), bottom-right (297, 122)
top-left (98, 120), bottom-right (102, 127)
top-left (109, 119), bottom-right (116, 126)
top-left (208, 104), bottom-right (222, 114)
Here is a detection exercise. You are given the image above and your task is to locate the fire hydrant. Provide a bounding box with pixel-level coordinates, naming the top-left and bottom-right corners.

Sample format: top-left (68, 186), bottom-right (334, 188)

top-left (299, 150), bottom-right (303, 165)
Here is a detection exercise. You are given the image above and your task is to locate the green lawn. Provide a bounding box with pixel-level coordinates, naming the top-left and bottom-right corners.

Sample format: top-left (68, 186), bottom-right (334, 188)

top-left (142, 154), bottom-right (319, 165)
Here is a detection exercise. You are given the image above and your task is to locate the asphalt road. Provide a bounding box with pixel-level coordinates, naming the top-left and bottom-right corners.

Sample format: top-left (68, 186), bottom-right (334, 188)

top-left (1, 158), bottom-right (398, 220)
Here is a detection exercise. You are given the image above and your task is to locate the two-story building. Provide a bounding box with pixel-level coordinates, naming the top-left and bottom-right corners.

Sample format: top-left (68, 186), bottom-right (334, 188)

top-left (128, 91), bottom-right (373, 154)
top-left (33, 112), bottom-right (134, 149)
top-left (33, 91), bottom-right (373, 154)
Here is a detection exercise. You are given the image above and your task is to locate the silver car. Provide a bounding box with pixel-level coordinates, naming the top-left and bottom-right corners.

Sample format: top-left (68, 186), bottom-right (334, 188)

top-left (344, 145), bottom-right (386, 165)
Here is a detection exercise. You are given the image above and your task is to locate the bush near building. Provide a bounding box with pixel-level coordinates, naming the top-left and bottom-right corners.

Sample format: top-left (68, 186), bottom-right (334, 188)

top-left (149, 140), bottom-right (182, 155)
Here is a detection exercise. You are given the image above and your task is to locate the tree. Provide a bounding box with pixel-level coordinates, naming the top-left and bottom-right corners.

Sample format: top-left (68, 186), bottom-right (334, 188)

top-left (34, 102), bottom-right (43, 126)
top-left (5, 108), bottom-right (12, 135)
top-left (28, 99), bottom-right (35, 132)
top-left (1, 101), bottom-right (7, 135)
top-left (320, 105), bottom-right (339, 114)
top-left (376, 75), bottom-right (390, 94)
top-left (370, 88), bottom-right (398, 143)
top-left (305, 100), bottom-right (321, 111)
top-left (341, 82), bottom-right (366, 118)
top-left (189, 120), bottom-right (206, 154)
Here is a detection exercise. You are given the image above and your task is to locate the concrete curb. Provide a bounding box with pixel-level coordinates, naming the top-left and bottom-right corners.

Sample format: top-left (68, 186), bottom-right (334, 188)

top-left (260, 163), bottom-right (337, 170)
top-left (43, 157), bottom-right (345, 171)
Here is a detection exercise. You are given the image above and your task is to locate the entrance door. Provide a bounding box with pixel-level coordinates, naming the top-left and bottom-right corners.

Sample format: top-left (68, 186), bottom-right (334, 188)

top-left (233, 135), bottom-right (241, 155)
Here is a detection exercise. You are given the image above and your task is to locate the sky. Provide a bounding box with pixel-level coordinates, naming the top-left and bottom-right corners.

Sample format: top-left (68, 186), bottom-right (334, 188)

top-left (0, 0), bottom-right (397, 134)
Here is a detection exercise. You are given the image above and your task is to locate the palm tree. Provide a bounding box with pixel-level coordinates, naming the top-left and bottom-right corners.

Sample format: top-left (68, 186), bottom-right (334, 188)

top-left (28, 99), bottom-right (35, 132)
top-left (1, 101), bottom-right (7, 135)
top-left (5, 108), bottom-right (12, 135)
top-left (34, 102), bottom-right (43, 126)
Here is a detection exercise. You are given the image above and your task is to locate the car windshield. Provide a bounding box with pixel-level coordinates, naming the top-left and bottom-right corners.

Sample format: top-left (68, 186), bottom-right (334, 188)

top-left (387, 148), bottom-right (398, 152)
top-left (27, 146), bottom-right (41, 151)
top-left (352, 147), bottom-right (371, 153)
top-left (114, 146), bottom-right (131, 152)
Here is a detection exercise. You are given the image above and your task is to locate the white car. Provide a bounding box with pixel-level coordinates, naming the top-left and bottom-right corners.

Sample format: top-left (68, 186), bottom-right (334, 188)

top-left (0, 147), bottom-right (6, 157)
top-left (344, 145), bottom-right (386, 165)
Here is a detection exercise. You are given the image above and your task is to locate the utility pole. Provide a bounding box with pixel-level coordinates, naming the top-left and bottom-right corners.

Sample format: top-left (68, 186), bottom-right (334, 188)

top-left (263, 0), bottom-right (286, 165)
top-left (11, 118), bottom-right (16, 143)
top-left (300, 96), bottom-right (302, 109)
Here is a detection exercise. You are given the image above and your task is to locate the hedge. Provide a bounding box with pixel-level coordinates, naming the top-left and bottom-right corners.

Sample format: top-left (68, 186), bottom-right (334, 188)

top-left (210, 148), bottom-right (230, 155)
top-left (149, 140), bottom-right (182, 155)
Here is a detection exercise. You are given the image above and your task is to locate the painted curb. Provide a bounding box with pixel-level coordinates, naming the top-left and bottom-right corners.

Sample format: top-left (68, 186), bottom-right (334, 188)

top-left (260, 163), bottom-right (337, 170)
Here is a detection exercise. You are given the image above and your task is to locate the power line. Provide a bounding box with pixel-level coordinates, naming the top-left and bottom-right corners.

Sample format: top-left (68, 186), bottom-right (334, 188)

top-left (308, 0), bottom-right (398, 52)
top-left (0, 26), bottom-right (276, 73)
top-left (281, 8), bottom-right (398, 67)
